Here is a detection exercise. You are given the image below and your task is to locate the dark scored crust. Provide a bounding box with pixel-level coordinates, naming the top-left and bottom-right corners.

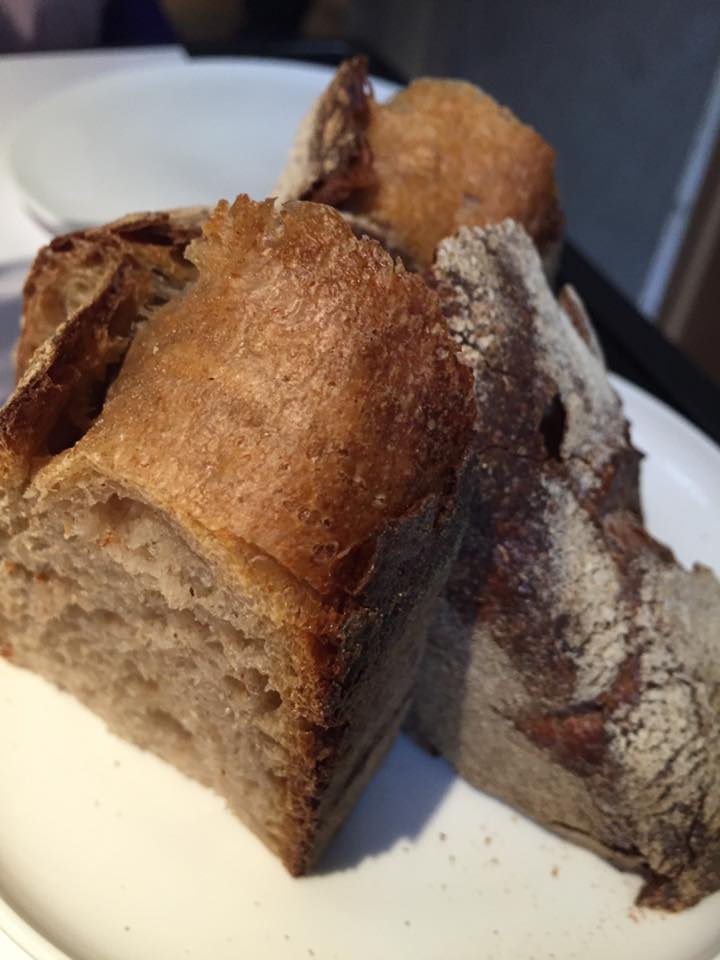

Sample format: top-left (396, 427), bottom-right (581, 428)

top-left (76, 197), bottom-right (477, 597)
top-left (274, 56), bottom-right (376, 207)
top-left (407, 220), bottom-right (720, 910)
top-left (3, 209), bottom-right (206, 493)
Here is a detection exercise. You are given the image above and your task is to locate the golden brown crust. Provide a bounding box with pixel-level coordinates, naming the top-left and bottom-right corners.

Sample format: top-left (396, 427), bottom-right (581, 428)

top-left (17, 208), bottom-right (206, 377)
top-left (74, 197), bottom-right (476, 597)
top-left (353, 78), bottom-right (563, 269)
top-left (277, 59), bottom-right (563, 269)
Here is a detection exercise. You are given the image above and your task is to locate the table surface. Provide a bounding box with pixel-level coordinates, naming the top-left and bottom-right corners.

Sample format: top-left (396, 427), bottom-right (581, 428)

top-left (0, 42), bottom-right (718, 960)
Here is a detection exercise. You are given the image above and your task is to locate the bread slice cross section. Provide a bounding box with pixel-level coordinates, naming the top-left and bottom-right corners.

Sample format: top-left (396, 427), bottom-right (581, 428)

top-left (0, 196), bottom-right (477, 874)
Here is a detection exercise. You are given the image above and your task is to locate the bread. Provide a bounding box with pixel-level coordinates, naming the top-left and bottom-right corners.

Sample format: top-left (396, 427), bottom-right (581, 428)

top-left (0, 196), bottom-right (477, 874)
top-left (406, 219), bottom-right (720, 910)
top-left (16, 208), bottom-right (208, 378)
top-left (274, 56), bottom-right (563, 270)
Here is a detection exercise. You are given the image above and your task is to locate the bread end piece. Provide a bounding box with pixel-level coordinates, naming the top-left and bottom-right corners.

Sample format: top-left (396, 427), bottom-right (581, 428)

top-left (408, 220), bottom-right (720, 910)
top-left (275, 58), bottom-right (563, 270)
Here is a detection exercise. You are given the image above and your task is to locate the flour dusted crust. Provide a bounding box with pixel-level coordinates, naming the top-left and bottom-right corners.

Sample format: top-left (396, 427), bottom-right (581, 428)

top-left (0, 197), bottom-right (477, 875)
top-left (407, 220), bottom-right (720, 910)
top-left (274, 57), bottom-right (562, 270)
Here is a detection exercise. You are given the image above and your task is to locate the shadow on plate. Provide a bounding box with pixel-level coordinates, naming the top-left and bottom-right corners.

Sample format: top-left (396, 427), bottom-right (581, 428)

top-left (316, 733), bottom-right (454, 874)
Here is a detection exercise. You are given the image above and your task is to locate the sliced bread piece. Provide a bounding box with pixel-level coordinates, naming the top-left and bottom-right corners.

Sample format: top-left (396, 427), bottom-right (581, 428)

top-left (407, 220), bottom-right (720, 910)
top-left (274, 56), bottom-right (563, 270)
top-left (0, 196), bottom-right (477, 874)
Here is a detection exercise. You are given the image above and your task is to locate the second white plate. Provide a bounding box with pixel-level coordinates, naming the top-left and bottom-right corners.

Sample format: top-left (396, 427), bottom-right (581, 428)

top-left (1, 376), bottom-right (719, 960)
top-left (9, 58), bottom-right (398, 232)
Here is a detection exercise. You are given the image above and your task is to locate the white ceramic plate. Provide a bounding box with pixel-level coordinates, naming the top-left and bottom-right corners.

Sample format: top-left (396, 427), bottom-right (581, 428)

top-left (8, 59), bottom-right (398, 232)
top-left (0, 373), bottom-right (719, 960)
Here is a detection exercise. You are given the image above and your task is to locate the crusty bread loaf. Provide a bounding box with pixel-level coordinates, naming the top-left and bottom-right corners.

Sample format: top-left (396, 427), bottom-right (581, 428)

top-left (274, 56), bottom-right (563, 270)
top-left (0, 196), bottom-right (477, 873)
top-left (407, 220), bottom-right (720, 910)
